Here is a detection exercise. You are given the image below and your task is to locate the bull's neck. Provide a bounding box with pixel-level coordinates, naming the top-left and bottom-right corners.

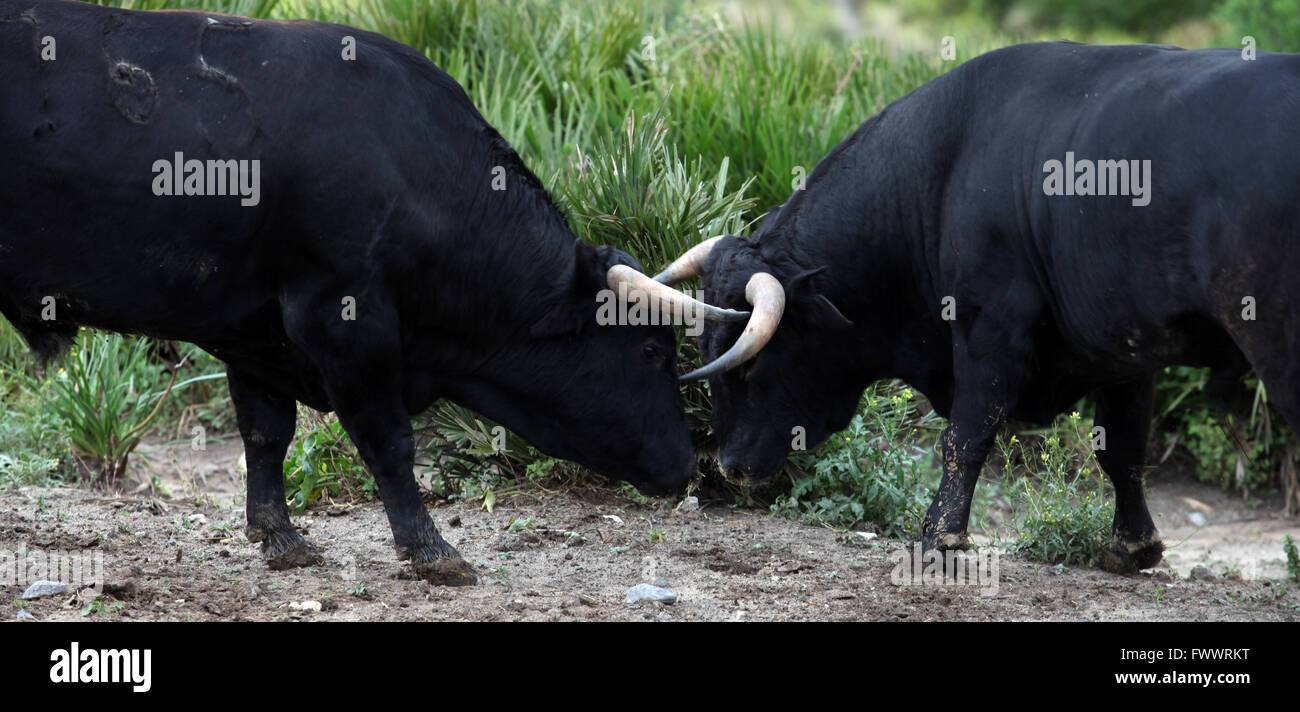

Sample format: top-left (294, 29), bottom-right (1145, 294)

top-left (765, 112), bottom-right (951, 396)
top-left (416, 197), bottom-right (578, 373)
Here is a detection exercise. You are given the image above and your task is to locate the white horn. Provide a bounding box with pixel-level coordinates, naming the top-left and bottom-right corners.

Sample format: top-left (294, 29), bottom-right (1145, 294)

top-left (653, 235), bottom-right (726, 285)
top-left (680, 272), bottom-right (785, 381)
top-left (606, 265), bottom-right (750, 323)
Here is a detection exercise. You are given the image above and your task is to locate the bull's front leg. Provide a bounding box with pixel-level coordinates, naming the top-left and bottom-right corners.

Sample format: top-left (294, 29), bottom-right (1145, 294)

top-left (328, 394), bottom-right (477, 586)
top-left (228, 368), bottom-right (325, 569)
top-left (920, 315), bottom-right (1027, 555)
top-left (283, 292), bottom-right (476, 586)
top-left (921, 395), bottom-right (1007, 554)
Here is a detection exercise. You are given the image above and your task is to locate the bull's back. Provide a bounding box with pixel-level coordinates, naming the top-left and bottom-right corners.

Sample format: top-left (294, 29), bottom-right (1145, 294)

top-left (0, 1), bottom-right (472, 348)
top-left (931, 43), bottom-right (1300, 356)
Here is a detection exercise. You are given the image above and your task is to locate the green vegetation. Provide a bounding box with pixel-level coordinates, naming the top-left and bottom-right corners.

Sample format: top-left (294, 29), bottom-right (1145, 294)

top-left (775, 383), bottom-right (942, 539)
top-left (1155, 367), bottom-right (1293, 499)
top-left (1285, 534), bottom-right (1300, 583)
top-left (997, 414), bottom-right (1114, 566)
top-left (282, 411), bottom-right (376, 513)
top-left (48, 333), bottom-right (169, 486)
top-left (1214, 0), bottom-right (1300, 50)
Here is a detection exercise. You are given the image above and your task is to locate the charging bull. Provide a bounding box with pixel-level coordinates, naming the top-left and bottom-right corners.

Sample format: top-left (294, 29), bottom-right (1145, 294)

top-left (658, 41), bottom-right (1300, 573)
top-left (0, 0), bottom-right (734, 584)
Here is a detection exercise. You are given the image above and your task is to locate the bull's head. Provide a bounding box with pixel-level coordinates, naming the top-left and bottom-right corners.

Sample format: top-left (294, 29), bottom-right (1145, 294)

top-left (454, 240), bottom-right (746, 496)
top-left (657, 235), bottom-right (861, 484)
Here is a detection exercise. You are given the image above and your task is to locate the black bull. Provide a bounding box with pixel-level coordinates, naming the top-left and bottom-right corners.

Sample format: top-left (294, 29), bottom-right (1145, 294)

top-left (683, 41), bottom-right (1300, 573)
top-left (0, 0), bottom-right (700, 585)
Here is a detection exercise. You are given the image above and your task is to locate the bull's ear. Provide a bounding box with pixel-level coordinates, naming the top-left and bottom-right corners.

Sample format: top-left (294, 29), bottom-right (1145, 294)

top-left (810, 293), bottom-right (853, 329)
top-left (788, 267), bottom-right (853, 329)
top-left (571, 239), bottom-right (605, 295)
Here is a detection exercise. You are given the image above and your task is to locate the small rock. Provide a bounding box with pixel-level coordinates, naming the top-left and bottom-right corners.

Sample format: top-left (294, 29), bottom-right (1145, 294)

top-left (16, 609), bottom-right (38, 621)
top-left (448, 516), bottom-right (462, 527)
top-left (1187, 511), bottom-right (1207, 527)
top-left (602, 514), bottom-right (624, 525)
top-left (625, 584), bottom-right (677, 605)
top-left (1190, 565), bottom-right (1215, 582)
top-left (506, 600), bottom-right (528, 613)
top-left (288, 600), bottom-right (322, 612)
top-left (22, 580), bottom-right (68, 600)
top-left (674, 496), bottom-right (700, 514)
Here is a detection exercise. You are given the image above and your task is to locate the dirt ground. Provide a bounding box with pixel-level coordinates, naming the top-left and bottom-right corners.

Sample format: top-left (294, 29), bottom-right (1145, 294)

top-left (3, 436), bottom-right (1299, 622)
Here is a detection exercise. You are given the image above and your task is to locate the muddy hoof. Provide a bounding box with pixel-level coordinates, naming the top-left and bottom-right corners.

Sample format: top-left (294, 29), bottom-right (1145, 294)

top-left (258, 528), bottom-right (325, 570)
top-left (1098, 535), bottom-right (1164, 574)
top-left (921, 532), bottom-right (972, 552)
top-left (413, 556), bottom-right (478, 586)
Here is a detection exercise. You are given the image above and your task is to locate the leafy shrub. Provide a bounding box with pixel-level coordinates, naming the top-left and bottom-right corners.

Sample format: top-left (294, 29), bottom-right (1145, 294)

top-left (1155, 366), bottom-right (1289, 495)
top-left (48, 332), bottom-right (178, 486)
top-left (1000, 413), bottom-right (1114, 566)
top-left (282, 411), bottom-right (376, 513)
top-left (775, 383), bottom-right (940, 538)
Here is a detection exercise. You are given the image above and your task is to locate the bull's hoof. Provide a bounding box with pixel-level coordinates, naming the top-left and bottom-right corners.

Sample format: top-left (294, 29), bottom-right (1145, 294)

top-left (922, 531), bottom-right (972, 552)
top-left (1098, 534), bottom-right (1164, 574)
top-left (413, 556), bottom-right (478, 587)
top-left (393, 517), bottom-right (477, 586)
top-left (253, 527), bottom-right (325, 570)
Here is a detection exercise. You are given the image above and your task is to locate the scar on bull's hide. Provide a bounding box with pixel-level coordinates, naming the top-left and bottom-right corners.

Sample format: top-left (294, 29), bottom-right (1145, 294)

top-left (109, 61), bottom-right (158, 124)
top-left (195, 16), bottom-right (252, 88)
top-left (4, 9), bottom-right (47, 75)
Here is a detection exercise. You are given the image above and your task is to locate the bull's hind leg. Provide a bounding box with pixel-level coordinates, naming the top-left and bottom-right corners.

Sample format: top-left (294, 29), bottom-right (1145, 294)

top-left (1093, 376), bottom-right (1163, 573)
top-left (228, 368), bottom-right (324, 569)
top-left (283, 297), bottom-right (476, 586)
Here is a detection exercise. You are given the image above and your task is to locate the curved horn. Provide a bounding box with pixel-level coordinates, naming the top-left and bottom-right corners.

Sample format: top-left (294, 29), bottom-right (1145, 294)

top-left (680, 272), bottom-right (785, 382)
top-left (653, 235), bottom-right (725, 285)
top-left (606, 265), bottom-right (750, 323)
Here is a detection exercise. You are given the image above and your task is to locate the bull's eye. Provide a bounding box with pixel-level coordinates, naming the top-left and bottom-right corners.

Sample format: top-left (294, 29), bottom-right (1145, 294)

top-left (642, 344), bottom-right (659, 360)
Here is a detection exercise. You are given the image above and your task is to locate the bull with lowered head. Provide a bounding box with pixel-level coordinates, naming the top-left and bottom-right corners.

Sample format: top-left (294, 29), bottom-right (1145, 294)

top-left (660, 41), bottom-right (1300, 574)
top-left (0, 0), bottom-right (740, 584)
